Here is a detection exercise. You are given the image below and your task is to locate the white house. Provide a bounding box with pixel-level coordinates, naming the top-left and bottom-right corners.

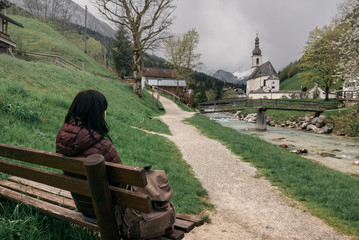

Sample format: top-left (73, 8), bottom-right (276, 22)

top-left (307, 83), bottom-right (336, 99)
top-left (246, 35), bottom-right (280, 97)
top-left (141, 67), bottom-right (187, 97)
top-left (342, 77), bottom-right (359, 99)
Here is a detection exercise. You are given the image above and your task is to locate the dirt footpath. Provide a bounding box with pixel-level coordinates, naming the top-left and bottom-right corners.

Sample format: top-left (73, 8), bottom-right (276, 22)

top-left (157, 96), bottom-right (351, 240)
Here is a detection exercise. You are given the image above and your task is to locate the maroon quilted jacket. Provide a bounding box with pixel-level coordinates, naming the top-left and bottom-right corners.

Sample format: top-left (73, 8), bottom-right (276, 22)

top-left (56, 122), bottom-right (122, 217)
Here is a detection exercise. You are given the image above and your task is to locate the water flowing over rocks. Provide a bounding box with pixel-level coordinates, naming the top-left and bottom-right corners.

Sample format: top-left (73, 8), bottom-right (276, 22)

top-left (233, 112), bottom-right (336, 135)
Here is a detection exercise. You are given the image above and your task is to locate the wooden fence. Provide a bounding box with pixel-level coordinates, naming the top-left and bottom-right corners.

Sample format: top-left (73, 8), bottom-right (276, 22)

top-left (13, 50), bottom-right (83, 72)
top-left (199, 99), bottom-right (339, 113)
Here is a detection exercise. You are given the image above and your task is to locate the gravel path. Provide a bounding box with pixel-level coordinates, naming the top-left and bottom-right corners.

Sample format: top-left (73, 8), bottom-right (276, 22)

top-left (157, 95), bottom-right (352, 240)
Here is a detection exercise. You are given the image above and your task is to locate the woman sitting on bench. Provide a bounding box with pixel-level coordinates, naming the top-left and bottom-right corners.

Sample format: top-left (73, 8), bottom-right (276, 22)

top-left (56, 89), bottom-right (122, 224)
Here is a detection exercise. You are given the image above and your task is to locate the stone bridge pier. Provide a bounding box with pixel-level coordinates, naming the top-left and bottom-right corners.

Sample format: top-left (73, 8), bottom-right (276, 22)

top-left (256, 108), bottom-right (267, 131)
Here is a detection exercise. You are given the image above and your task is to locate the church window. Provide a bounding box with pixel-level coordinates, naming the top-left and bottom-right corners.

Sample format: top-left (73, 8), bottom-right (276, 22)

top-left (256, 58), bottom-right (259, 65)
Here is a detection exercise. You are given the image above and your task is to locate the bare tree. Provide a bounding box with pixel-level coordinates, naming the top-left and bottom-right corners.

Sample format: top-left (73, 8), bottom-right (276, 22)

top-left (23, 0), bottom-right (42, 17)
top-left (22, 0), bottom-right (75, 26)
top-left (58, 0), bottom-right (76, 31)
top-left (49, 0), bottom-right (61, 21)
top-left (96, 0), bottom-right (176, 97)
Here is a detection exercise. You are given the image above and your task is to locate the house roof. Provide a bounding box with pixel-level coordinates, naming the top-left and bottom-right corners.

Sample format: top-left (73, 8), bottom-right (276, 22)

top-left (0, 12), bottom-right (24, 28)
top-left (247, 61), bottom-right (277, 80)
top-left (143, 68), bottom-right (178, 79)
top-left (147, 79), bottom-right (187, 87)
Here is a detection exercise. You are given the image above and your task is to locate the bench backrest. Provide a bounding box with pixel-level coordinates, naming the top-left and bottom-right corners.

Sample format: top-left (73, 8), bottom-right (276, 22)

top-left (0, 143), bottom-right (152, 240)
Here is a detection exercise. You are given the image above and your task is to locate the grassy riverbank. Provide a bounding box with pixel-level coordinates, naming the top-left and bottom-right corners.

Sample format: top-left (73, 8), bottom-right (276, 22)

top-left (187, 114), bottom-right (359, 238)
top-left (0, 55), bottom-right (208, 239)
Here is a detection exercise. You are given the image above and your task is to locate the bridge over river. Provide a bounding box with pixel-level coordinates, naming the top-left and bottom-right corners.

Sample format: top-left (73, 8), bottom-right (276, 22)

top-left (199, 99), bottom-right (339, 130)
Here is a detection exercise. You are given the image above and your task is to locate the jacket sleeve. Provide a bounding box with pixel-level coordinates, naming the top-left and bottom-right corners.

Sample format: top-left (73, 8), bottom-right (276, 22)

top-left (103, 141), bottom-right (122, 164)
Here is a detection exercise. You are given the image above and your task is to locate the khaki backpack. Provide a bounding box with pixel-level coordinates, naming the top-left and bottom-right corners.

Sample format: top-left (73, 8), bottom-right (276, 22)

top-left (120, 169), bottom-right (176, 239)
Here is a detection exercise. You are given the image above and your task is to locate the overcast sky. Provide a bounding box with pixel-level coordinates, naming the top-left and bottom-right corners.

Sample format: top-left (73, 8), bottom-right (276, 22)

top-left (73, 0), bottom-right (343, 74)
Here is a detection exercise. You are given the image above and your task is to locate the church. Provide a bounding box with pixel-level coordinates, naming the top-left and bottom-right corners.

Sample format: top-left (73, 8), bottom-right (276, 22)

top-left (246, 35), bottom-right (280, 95)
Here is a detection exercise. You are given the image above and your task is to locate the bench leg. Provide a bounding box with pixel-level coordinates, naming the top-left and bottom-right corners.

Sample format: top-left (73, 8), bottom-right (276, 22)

top-left (85, 154), bottom-right (120, 240)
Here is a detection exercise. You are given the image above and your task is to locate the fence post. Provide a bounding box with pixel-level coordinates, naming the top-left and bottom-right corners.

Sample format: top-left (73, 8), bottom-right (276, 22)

top-left (84, 154), bottom-right (120, 240)
top-left (256, 108), bottom-right (267, 131)
top-left (82, 62), bottom-right (85, 71)
top-left (55, 56), bottom-right (58, 66)
top-left (157, 90), bottom-right (160, 109)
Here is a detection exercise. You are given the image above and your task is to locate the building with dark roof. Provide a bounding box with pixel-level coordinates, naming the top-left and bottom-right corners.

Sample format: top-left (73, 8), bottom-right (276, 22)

top-left (141, 67), bottom-right (187, 97)
top-left (0, 0), bottom-right (23, 54)
top-left (247, 35), bottom-right (280, 96)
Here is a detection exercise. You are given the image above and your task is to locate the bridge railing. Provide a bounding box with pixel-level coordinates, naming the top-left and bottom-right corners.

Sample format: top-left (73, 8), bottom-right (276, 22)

top-left (198, 99), bottom-right (339, 113)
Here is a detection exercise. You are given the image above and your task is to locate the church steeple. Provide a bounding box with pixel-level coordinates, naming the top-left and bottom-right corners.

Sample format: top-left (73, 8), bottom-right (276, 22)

top-left (251, 33), bottom-right (263, 72)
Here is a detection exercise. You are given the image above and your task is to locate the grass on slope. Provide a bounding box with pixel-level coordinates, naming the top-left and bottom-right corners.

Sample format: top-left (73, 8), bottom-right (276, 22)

top-left (187, 114), bottom-right (359, 238)
top-left (0, 55), bottom-right (208, 239)
top-left (280, 71), bottom-right (303, 90)
top-left (280, 68), bottom-right (341, 91)
top-left (8, 15), bottom-right (113, 76)
top-left (238, 109), bottom-right (315, 122)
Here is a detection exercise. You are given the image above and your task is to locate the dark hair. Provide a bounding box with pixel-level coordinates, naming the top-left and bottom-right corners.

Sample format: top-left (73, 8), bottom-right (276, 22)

top-left (65, 89), bottom-right (111, 141)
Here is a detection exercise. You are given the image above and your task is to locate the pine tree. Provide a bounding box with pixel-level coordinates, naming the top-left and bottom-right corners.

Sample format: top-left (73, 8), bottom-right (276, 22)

top-left (112, 27), bottom-right (133, 79)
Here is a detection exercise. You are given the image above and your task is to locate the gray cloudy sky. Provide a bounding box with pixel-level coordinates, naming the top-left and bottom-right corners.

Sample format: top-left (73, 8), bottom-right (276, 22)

top-left (74, 0), bottom-right (343, 73)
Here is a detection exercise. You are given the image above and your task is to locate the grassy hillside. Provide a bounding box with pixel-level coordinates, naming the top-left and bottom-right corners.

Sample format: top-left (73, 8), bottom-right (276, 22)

top-left (280, 68), bottom-right (342, 91)
top-left (8, 15), bottom-right (113, 76)
top-left (0, 54), bottom-right (208, 238)
top-left (280, 72), bottom-right (303, 90)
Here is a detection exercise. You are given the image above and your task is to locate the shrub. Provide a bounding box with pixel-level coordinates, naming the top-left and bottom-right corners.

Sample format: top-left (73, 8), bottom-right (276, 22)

top-left (331, 104), bottom-right (359, 136)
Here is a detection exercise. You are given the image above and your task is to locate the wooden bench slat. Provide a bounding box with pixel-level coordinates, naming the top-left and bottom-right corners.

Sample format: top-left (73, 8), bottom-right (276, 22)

top-left (7, 176), bottom-right (152, 214)
top-left (174, 218), bottom-right (195, 233)
top-left (106, 161), bottom-right (147, 188)
top-left (0, 186), bottom-right (99, 231)
top-left (163, 229), bottom-right (184, 240)
top-left (8, 176), bottom-right (72, 199)
top-left (175, 213), bottom-right (204, 226)
top-left (0, 180), bottom-right (76, 209)
top-left (0, 159), bottom-right (91, 197)
top-left (0, 143), bottom-right (85, 174)
top-left (110, 186), bottom-right (152, 214)
top-left (0, 143), bottom-right (147, 188)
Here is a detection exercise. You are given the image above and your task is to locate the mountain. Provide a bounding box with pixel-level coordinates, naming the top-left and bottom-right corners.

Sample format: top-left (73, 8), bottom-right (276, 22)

top-left (8, 0), bottom-right (115, 38)
top-left (233, 69), bottom-right (251, 85)
top-left (213, 70), bottom-right (239, 84)
top-left (213, 69), bottom-right (251, 85)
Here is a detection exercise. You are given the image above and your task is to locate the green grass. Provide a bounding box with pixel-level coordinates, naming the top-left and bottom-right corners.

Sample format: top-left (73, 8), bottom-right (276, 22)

top-left (160, 93), bottom-right (194, 112)
top-left (280, 69), bottom-right (317, 91)
top-left (238, 109), bottom-right (315, 122)
top-left (186, 114), bottom-right (359, 237)
top-left (0, 201), bottom-right (99, 240)
top-left (0, 54), bottom-right (208, 239)
top-left (8, 15), bottom-right (114, 76)
top-left (265, 110), bottom-right (314, 121)
top-left (280, 68), bottom-right (340, 91)
top-left (280, 72), bottom-right (303, 90)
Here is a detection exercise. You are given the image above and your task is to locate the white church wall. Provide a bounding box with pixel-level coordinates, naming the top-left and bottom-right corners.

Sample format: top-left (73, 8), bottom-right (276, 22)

top-left (247, 76), bottom-right (267, 93)
top-left (265, 79), bottom-right (280, 92)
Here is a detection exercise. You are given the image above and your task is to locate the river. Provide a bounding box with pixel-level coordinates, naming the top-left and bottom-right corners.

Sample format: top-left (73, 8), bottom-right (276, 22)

top-left (205, 112), bottom-right (359, 176)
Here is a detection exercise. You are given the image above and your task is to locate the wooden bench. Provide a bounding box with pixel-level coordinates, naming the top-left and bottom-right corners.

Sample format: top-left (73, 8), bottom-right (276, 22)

top-left (0, 143), bottom-right (203, 240)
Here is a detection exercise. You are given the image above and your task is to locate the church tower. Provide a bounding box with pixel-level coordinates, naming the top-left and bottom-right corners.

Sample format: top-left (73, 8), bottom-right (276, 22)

top-left (251, 34), bottom-right (263, 73)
